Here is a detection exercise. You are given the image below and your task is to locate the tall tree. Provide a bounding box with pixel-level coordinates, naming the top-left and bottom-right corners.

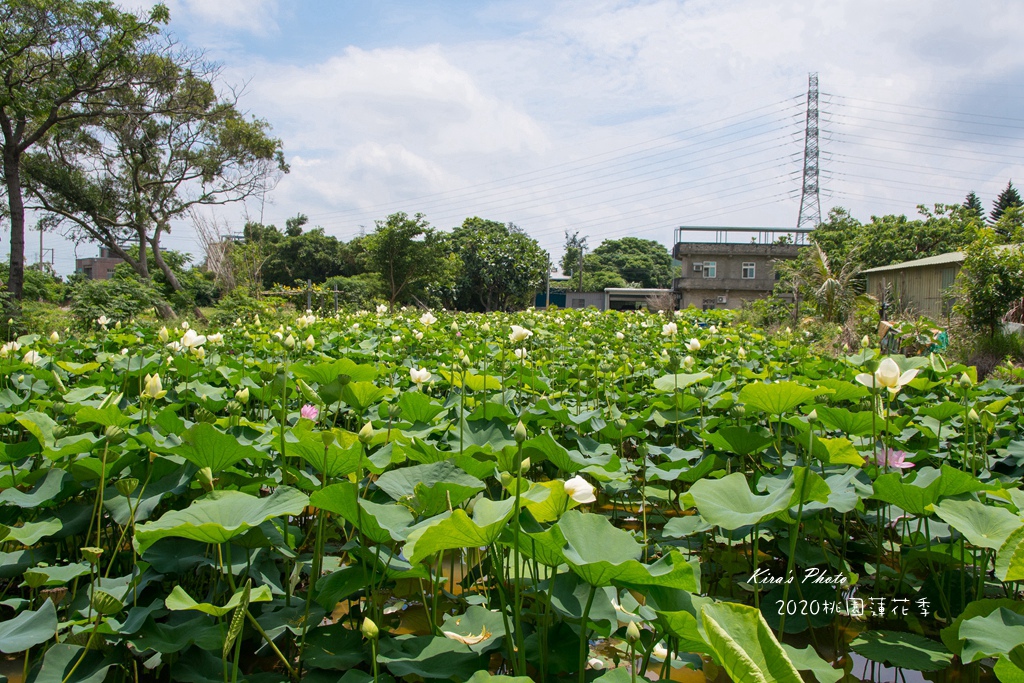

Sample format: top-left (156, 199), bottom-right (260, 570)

top-left (0, 0), bottom-right (168, 306)
top-left (364, 212), bottom-right (454, 309)
top-left (955, 228), bottom-right (1024, 337)
top-left (585, 237), bottom-right (674, 289)
top-left (990, 180), bottom-right (1022, 226)
top-left (560, 230), bottom-right (587, 289)
top-left (446, 217), bottom-right (548, 312)
top-left (24, 53), bottom-right (286, 318)
top-left (963, 191), bottom-right (984, 219)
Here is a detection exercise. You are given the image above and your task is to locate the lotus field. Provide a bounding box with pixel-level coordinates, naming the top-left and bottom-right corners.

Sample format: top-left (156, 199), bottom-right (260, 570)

top-left (3, 307), bottom-right (1024, 683)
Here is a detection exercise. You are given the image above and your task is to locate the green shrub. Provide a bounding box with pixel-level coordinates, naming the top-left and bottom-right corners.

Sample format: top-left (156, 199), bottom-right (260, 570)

top-left (322, 273), bottom-right (385, 311)
top-left (210, 289), bottom-right (270, 326)
top-left (19, 301), bottom-right (74, 336)
top-left (737, 295), bottom-right (792, 329)
top-left (69, 277), bottom-right (159, 327)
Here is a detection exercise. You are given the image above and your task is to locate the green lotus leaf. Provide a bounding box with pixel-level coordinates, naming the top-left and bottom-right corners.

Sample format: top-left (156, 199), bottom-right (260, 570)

top-left (851, 630), bottom-right (952, 672)
top-left (377, 634), bottom-right (486, 680)
top-left (940, 598), bottom-right (1024, 655)
top-left (310, 481), bottom-right (414, 544)
top-left (0, 468), bottom-right (69, 508)
top-left (397, 390), bottom-right (446, 423)
top-left (994, 656), bottom-right (1024, 683)
top-left (782, 644), bottom-right (843, 683)
top-left (4, 518), bottom-right (63, 546)
top-left (687, 472), bottom-right (793, 530)
top-left (341, 381), bottom-right (393, 413)
top-left (32, 643), bottom-right (115, 683)
top-left (15, 411), bottom-right (57, 448)
top-left (56, 361), bottom-right (101, 376)
top-left (813, 406), bottom-right (875, 437)
top-left (919, 401), bottom-right (966, 422)
top-left (932, 499), bottom-right (1022, 550)
top-left (652, 372), bottom-right (712, 393)
top-left (557, 510), bottom-right (698, 590)
top-left (814, 378), bottom-right (869, 403)
top-left (702, 426), bottom-right (774, 456)
top-left (291, 430), bottom-right (364, 477)
top-left (375, 460), bottom-right (485, 517)
top-left (440, 605), bottom-right (508, 653)
top-left (405, 497), bottom-right (516, 564)
top-left (134, 487), bottom-right (309, 553)
top-left (173, 422), bottom-right (267, 472)
top-left (699, 601), bottom-right (803, 683)
top-left (164, 583), bottom-right (272, 617)
top-left (0, 599), bottom-right (57, 653)
top-left (739, 381), bottom-right (826, 415)
top-left (872, 465), bottom-right (987, 515)
top-left (465, 674), bottom-right (533, 683)
top-left (996, 526), bottom-right (1024, 581)
top-left (523, 479), bottom-right (578, 523)
top-left (75, 404), bottom-right (134, 428)
top-left (293, 358), bottom-right (378, 386)
top-left (958, 608), bottom-right (1024, 663)
top-left (127, 616), bottom-right (225, 654)
top-left (23, 562), bottom-right (90, 587)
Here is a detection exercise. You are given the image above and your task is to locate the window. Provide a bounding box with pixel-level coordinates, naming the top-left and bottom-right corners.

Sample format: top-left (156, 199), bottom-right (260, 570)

top-left (702, 261), bottom-right (716, 278)
top-left (742, 262), bottom-right (755, 279)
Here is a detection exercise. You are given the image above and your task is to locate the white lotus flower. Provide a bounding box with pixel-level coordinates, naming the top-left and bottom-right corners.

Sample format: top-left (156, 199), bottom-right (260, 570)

top-left (284, 334), bottom-right (295, 349)
top-left (377, 304), bottom-right (388, 314)
top-left (856, 357), bottom-right (918, 395)
top-left (419, 311), bottom-right (437, 326)
top-left (191, 346), bottom-right (205, 360)
top-left (392, 335), bottom-right (401, 343)
top-left (410, 367), bottom-right (431, 385)
top-left (165, 341), bottom-right (182, 353)
top-left (97, 315), bottom-right (110, 328)
top-left (181, 321), bottom-right (189, 330)
top-left (709, 325), bottom-right (718, 334)
top-left (564, 475), bottom-right (597, 504)
top-left (685, 338), bottom-right (701, 352)
top-left (49, 331), bottom-right (60, 343)
top-left (737, 347), bottom-right (746, 359)
top-left (616, 331), bottom-right (625, 340)
top-left (158, 326), bottom-right (169, 342)
top-left (1, 341), bottom-right (21, 357)
top-left (207, 333), bottom-right (223, 344)
top-left (682, 355), bottom-right (695, 369)
top-left (142, 373), bottom-right (166, 400)
top-left (181, 329), bottom-right (206, 349)
top-left (442, 627), bottom-right (491, 645)
top-left (661, 322), bottom-right (678, 337)
top-left (303, 335), bottom-right (315, 350)
top-left (23, 350), bottom-right (42, 365)
top-left (414, 331), bottom-right (424, 340)
top-left (514, 348), bottom-right (528, 360)
top-left (509, 325), bottom-right (533, 343)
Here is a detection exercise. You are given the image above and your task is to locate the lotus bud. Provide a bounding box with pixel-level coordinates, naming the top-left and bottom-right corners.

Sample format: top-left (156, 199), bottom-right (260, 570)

top-left (358, 421), bottom-right (374, 444)
top-left (732, 405), bottom-right (746, 418)
top-left (520, 457), bottom-right (531, 473)
top-left (499, 472), bottom-right (514, 488)
top-left (23, 570), bottom-right (48, 589)
top-left (81, 547), bottom-right (104, 565)
top-left (361, 617), bottom-right (379, 639)
top-left (514, 420), bottom-right (528, 444)
top-left (958, 373), bottom-right (973, 389)
top-left (49, 331), bottom-right (60, 343)
top-left (235, 387), bottom-right (250, 404)
top-left (861, 335), bottom-right (870, 348)
top-left (807, 409), bottom-right (818, 423)
top-left (115, 478), bottom-right (139, 497)
top-left (481, 322), bottom-right (491, 334)
top-left (967, 408), bottom-right (979, 423)
top-left (626, 621), bottom-right (641, 643)
top-left (225, 400), bottom-right (243, 416)
top-left (303, 335), bottom-right (315, 351)
top-left (284, 334), bottom-right (296, 349)
top-left (52, 401), bottom-right (66, 415)
top-left (158, 326), bottom-right (169, 342)
top-left (104, 425), bottom-right (127, 445)
top-left (450, 321), bottom-right (459, 332)
top-left (615, 418), bottom-right (628, 431)
top-left (388, 404), bottom-right (403, 420)
top-left (197, 467), bottom-right (215, 492)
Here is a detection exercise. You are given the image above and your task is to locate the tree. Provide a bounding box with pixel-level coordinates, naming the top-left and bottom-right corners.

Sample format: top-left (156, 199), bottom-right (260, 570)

top-left (963, 191), bottom-right (984, 219)
top-left (0, 0), bottom-right (169, 306)
top-left (810, 207), bottom-right (863, 266)
top-left (24, 50), bottom-right (286, 318)
top-left (262, 219), bottom-right (354, 287)
top-left (954, 229), bottom-right (1024, 337)
top-left (856, 204), bottom-right (978, 270)
top-left (445, 217), bottom-right (548, 312)
top-left (990, 181), bottom-right (1022, 229)
top-left (584, 237), bottom-right (674, 289)
top-left (364, 212), bottom-right (454, 309)
top-left (560, 230), bottom-right (587, 290)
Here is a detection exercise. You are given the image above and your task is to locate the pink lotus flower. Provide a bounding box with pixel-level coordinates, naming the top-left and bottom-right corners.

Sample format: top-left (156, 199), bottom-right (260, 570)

top-left (300, 404), bottom-right (319, 420)
top-left (872, 447), bottom-right (914, 469)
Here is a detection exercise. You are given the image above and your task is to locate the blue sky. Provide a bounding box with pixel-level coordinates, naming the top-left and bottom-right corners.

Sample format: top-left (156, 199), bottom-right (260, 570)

top-left (21, 0), bottom-right (1024, 275)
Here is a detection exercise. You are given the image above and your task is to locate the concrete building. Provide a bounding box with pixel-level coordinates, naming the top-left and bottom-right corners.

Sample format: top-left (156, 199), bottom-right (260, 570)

top-left (76, 247), bottom-right (124, 280)
top-left (672, 227), bottom-right (807, 309)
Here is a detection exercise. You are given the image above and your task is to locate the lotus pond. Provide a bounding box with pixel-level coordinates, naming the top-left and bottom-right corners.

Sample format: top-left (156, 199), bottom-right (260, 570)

top-left (1, 307), bottom-right (1023, 683)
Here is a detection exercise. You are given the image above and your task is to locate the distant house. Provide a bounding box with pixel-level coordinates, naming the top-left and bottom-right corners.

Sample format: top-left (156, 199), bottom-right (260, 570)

top-left (672, 227), bottom-right (807, 309)
top-left (76, 247), bottom-right (123, 280)
top-left (861, 252), bottom-right (964, 320)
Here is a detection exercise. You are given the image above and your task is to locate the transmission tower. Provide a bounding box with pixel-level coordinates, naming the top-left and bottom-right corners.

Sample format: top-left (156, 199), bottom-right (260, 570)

top-left (797, 72), bottom-right (821, 232)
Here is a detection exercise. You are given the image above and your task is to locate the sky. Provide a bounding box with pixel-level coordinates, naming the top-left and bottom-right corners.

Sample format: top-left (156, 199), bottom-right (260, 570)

top-left (16, 0), bottom-right (1024, 275)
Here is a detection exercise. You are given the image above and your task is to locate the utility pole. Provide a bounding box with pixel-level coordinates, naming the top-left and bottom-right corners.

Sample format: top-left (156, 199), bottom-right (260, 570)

top-left (577, 248), bottom-right (585, 293)
top-left (797, 72), bottom-right (821, 236)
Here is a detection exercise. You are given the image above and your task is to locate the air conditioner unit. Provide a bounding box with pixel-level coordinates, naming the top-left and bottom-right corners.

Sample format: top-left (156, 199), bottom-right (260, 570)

top-left (692, 263), bottom-right (704, 272)
top-left (716, 296), bottom-right (727, 304)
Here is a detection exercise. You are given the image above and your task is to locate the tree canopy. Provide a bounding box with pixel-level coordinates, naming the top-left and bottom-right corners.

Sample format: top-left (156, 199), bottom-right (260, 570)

top-left (990, 180), bottom-right (1022, 225)
top-left (583, 237), bottom-right (675, 289)
top-left (364, 212), bottom-right (455, 308)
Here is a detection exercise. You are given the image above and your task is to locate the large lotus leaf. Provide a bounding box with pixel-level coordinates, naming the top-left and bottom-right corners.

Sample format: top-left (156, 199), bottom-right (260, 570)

top-left (440, 606), bottom-right (507, 653)
top-left (813, 406), bottom-right (876, 437)
top-left (103, 465), bottom-right (194, 525)
top-left (0, 599), bottom-right (57, 653)
top-left (466, 674), bottom-right (533, 683)
top-left (341, 381), bottom-right (393, 413)
top-left (782, 644), bottom-right (843, 683)
top-left (15, 411), bottom-right (57, 448)
top-left (310, 482), bottom-right (414, 544)
top-left (919, 401), bottom-right (967, 422)
top-left (995, 656), bottom-right (1024, 683)
top-left (523, 432), bottom-right (584, 474)
top-left (997, 526), bottom-right (1024, 581)
top-left (702, 426), bottom-right (773, 457)
top-left (164, 583), bottom-right (273, 616)
top-left (23, 562), bottom-right (91, 587)
top-left (447, 418), bottom-right (516, 454)
top-left (293, 358), bottom-right (378, 385)
top-left (872, 465), bottom-right (987, 515)
top-left (932, 499), bottom-right (1022, 550)
top-left (75, 404), bottom-right (134, 429)
top-left (134, 487), bottom-right (308, 553)
top-left (652, 372), bottom-right (712, 393)
top-left (377, 634), bottom-right (486, 680)
top-left (0, 468), bottom-right (69, 508)
top-left (814, 378), bottom-right (868, 403)
top-left (958, 608), bottom-right (1024, 663)
top-left (850, 631), bottom-right (952, 672)
top-left (686, 472), bottom-right (793, 530)
top-left (397, 390), bottom-right (446, 424)
top-left (739, 381), bottom-right (826, 415)
top-left (812, 437), bottom-right (864, 467)
top-left (557, 510), bottom-right (698, 590)
top-left (173, 423), bottom-right (267, 472)
top-left (31, 643), bottom-right (116, 683)
top-left (291, 431), bottom-right (364, 478)
top-left (375, 460), bottom-right (485, 517)
top-left (940, 598), bottom-right (1024, 655)
top-left (4, 518), bottom-right (63, 545)
top-left (523, 479), bottom-right (578, 523)
top-left (406, 497), bottom-right (516, 564)
top-left (655, 607), bottom-right (712, 655)
top-left (0, 438), bottom-right (40, 464)
top-left (127, 615), bottom-right (225, 654)
top-left (699, 601), bottom-right (803, 683)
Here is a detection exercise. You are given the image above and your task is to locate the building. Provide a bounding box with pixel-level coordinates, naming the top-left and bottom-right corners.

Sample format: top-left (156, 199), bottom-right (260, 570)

top-left (76, 247), bottom-right (123, 280)
top-left (862, 251), bottom-right (965, 320)
top-left (672, 227), bottom-right (807, 309)
top-left (535, 288), bottom-right (677, 311)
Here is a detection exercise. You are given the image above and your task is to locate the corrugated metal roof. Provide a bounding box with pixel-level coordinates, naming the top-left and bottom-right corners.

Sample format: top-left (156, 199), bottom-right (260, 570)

top-left (861, 244), bottom-right (1022, 274)
top-left (861, 251), bottom-right (965, 274)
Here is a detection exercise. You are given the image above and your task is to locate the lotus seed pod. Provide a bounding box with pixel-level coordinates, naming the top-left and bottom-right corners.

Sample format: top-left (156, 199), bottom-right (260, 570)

top-left (51, 424), bottom-right (68, 440)
top-left (115, 478), bottom-right (139, 497)
top-left (259, 370), bottom-right (275, 383)
top-left (336, 373), bottom-right (352, 387)
top-left (91, 589), bottom-right (123, 615)
top-left (81, 547), bottom-right (104, 565)
top-left (194, 407), bottom-right (216, 424)
top-left (514, 420), bottom-right (528, 444)
top-left (52, 401), bottom-right (67, 415)
top-left (225, 400), bottom-right (242, 416)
